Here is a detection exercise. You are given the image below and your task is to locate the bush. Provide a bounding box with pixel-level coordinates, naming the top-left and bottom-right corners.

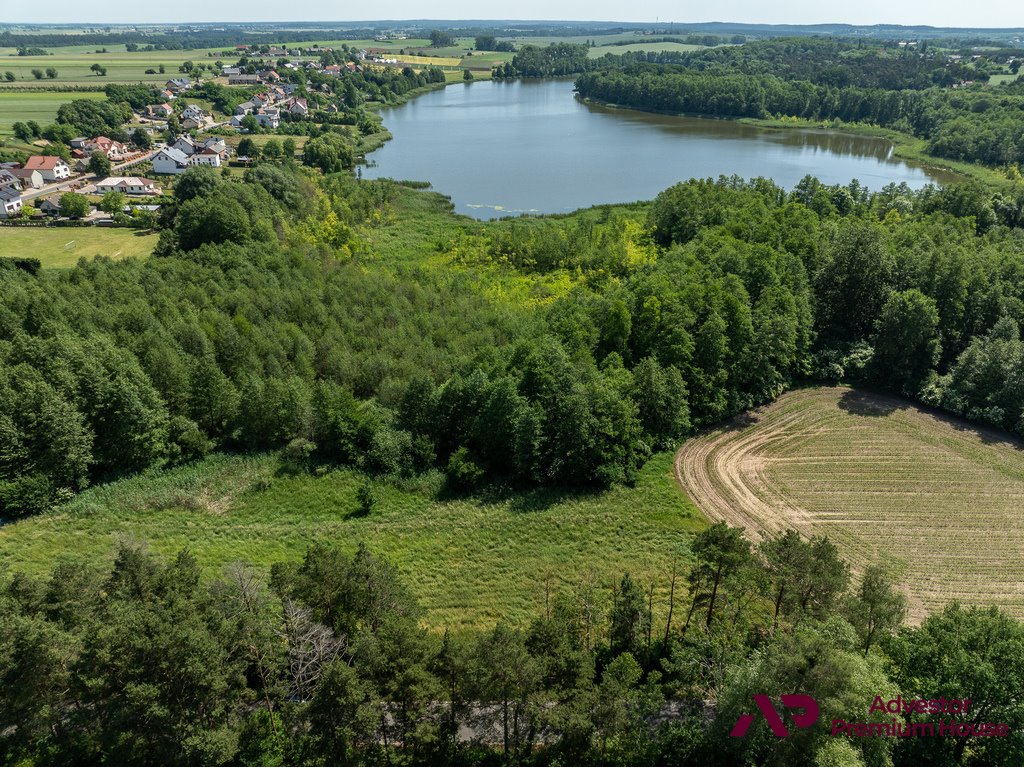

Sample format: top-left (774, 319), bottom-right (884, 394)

top-left (445, 446), bottom-right (485, 491)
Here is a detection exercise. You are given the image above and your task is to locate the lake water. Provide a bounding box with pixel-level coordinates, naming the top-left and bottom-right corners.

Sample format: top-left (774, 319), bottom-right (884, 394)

top-left (364, 78), bottom-right (957, 219)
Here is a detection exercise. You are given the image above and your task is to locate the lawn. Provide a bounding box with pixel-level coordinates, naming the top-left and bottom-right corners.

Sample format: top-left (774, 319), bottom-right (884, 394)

top-left (0, 226), bottom-right (158, 267)
top-left (676, 386), bottom-right (1024, 621)
top-left (0, 452), bottom-right (704, 631)
top-left (0, 90), bottom-right (104, 136)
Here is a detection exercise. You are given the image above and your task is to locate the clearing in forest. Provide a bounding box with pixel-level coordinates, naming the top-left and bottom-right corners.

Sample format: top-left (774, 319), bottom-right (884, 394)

top-left (676, 386), bottom-right (1024, 620)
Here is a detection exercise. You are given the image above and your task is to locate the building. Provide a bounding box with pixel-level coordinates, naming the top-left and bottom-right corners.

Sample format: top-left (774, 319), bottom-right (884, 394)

top-left (202, 137), bottom-right (230, 159)
top-left (229, 73), bottom-right (262, 86)
top-left (0, 187), bottom-right (23, 218)
top-left (172, 135), bottom-right (199, 156)
top-left (151, 147), bottom-right (191, 175)
top-left (86, 136), bottom-right (129, 161)
top-left (285, 98), bottom-right (309, 117)
top-left (0, 169), bottom-right (20, 191)
top-left (188, 147), bottom-right (222, 167)
top-left (146, 103), bottom-right (174, 118)
top-left (9, 168), bottom-right (44, 189)
top-left (254, 109), bottom-right (280, 129)
top-left (38, 197), bottom-right (62, 216)
top-left (181, 105), bottom-right (207, 122)
top-left (24, 155), bottom-right (71, 182)
top-left (95, 176), bottom-right (162, 195)
top-left (165, 78), bottom-right (191, 92)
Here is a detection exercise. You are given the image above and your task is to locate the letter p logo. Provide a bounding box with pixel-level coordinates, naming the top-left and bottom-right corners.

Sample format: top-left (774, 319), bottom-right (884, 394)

top-left (730, 694), bottom-right (819, 737)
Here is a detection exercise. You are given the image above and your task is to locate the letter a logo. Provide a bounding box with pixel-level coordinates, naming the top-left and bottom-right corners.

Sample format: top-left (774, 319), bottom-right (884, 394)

top-left (730, 694), bottom-right (819, 737)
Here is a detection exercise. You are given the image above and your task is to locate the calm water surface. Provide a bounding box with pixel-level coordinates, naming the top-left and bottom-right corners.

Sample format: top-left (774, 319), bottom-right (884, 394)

top-left (364, 79), bottom-right (957, 219)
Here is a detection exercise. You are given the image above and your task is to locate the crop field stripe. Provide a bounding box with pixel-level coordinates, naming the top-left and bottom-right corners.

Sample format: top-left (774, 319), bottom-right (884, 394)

top-left (675, 386), bottom-right (1024, 621)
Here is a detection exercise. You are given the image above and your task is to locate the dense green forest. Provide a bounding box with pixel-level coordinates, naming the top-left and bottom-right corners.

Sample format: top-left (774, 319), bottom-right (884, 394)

top-left (4, 159), bottom-right (1024, 517)
top-left (2, 530), bottom-right (1023, 766)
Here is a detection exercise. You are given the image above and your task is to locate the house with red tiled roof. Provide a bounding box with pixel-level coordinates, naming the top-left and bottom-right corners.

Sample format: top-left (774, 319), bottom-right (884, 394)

top-left (24, 155), bottom-right (71, 182)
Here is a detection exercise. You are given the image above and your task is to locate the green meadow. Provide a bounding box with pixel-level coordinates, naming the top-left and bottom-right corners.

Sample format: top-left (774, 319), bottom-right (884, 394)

top-left (0, 452), bottom-right (704, 631)
top-left (0, 227), bottom-right (158, 268)
top-left (0, 89), bottom-right (104, 136)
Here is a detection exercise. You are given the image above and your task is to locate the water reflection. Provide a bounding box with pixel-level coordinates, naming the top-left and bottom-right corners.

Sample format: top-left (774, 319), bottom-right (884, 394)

top-left (366, 79), bottom-right (955, 219)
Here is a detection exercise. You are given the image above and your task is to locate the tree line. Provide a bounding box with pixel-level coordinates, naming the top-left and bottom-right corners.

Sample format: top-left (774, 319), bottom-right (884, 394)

top-left (2, 527), bottom-right (1022, 766)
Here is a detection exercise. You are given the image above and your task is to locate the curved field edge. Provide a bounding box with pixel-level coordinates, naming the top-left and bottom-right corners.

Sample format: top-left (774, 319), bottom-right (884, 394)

top-left (0, 451), bottom-right (705, 632)
top-left (675, 386), bottom-right (1024, 621)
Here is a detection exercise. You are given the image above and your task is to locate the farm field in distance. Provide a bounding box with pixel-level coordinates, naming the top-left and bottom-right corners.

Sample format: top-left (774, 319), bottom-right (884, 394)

top-left (0, 227), bottom-right (158, 267)
top-left (0, 451), bottom-right (704, 631)
top-left (0, 90), bottom-right (104, 136)
top-left (676, 386), bottom-right (1024, 621)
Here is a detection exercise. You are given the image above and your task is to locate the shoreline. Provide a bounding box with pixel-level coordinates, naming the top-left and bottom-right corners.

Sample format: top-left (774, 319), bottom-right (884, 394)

top-left (576, 94), bottom-right (1010, 187)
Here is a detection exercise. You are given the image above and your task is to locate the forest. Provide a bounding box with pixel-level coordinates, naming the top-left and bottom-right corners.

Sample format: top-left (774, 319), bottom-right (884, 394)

top-left (2, 528), bottom-right (1023, 766)
top-left (4, 160), bottom-right (1024, 519)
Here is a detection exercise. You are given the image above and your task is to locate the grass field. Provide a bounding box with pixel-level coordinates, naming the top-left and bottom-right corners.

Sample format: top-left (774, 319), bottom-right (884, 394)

top-left (589, 42), bottom-right (705, 58)
top-left (676, 386), bottom-right (1024, 621)
top-left (0, 90), bottom-right (104, 136)
top-left (0, 227), bottom-right (158, 267)
top-left (0, 49), bottom-right (188, 85)
top-left (0, 451), bottom-right (704, 631)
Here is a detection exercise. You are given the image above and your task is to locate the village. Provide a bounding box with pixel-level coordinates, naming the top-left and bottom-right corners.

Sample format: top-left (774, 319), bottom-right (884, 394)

top-left (0, 43), bottom-right (448, 222)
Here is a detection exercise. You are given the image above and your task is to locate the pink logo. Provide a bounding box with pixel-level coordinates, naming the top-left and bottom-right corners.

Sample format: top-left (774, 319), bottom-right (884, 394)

top-left (731, 694), bottom-right (820, 737)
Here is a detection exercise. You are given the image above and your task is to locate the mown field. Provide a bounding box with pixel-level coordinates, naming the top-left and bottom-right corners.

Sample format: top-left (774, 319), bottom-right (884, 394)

top-left (0, 89), bottom-right (104, 136)
top-left (676, 386), bottom-right (1024, 621)
top-left (589, 42), bottom-right (705, 58)
top-left (0, 451), bottom-right (704, 631)
top-left (0, 227), bottom-right (158, 267)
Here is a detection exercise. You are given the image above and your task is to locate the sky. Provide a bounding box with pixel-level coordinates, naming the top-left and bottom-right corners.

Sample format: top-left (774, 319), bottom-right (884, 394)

top-left (4, 0), bottom-right (1022, 28)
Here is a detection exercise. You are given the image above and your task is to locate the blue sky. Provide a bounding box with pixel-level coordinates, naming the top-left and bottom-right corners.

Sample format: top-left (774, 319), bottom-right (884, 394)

top-left (5, 1), bottom-right (1022, 27)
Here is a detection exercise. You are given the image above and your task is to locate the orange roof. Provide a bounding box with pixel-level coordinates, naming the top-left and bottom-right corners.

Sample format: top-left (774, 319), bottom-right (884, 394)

top-left (25, 156), bottom-right (65, 170)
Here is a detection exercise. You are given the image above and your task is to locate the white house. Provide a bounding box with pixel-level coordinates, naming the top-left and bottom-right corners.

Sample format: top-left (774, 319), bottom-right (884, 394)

top-left (172, 136), bottom-right (198, 156)
top-left (151, 147), bottom-right (191, 175)
top-left (24, 155), bottom-right (71, 182)
top-left (188, 148), bottom-right (222, 167)
top-left (0, 187), bottom-right (23, 219)
top-left (86, 136), bottom-right (129, 161)
top-left (255, 109), bottom-right (280, 129)
top-left (202, 137), bottom-right (230, 159)
top-left (95, 176), bottom-right (162, 195)
top-left (181, 104), bottom-right (207, 123)
top-left (9, 168), bottom-right (44, 189)
top-left (146, 103), bottom-right (174, 118)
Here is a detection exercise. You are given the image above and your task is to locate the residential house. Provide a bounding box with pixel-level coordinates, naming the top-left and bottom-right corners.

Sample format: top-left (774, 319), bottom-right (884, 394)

top-left (261, 70), bottom-right (281, 82)
top-left (38, 197), bottom-right (62, 216)
top-left (146, 103), bottom-right (174, 118)
top-left (229, 74), bottom-right (262, 86)
top-left (221, 66), bottom-right (242, 76)
top-left (0, 170), bottom-right (20, 191)
top-left (87, 136), bottom-right (129, 161)
top-left (165, 78), bottom-right (191, 92)
top-left (285, 97), bottom-right (309, 117)
top-left (172, 135), bottom-right (199, 156)
top-left (235, 100), bottom-right (258, 115)
top-left (323, 64), bottom-right (342, 76)
top-left (0, 187), bottom-right (23, 219)
top-left (9, 168), bottom-right (44, 189)
top-left (202, 137), bottom-right (230, 159)
top-left (251, 92), bottom-right (273, 108)
top-left (181, 105), bottom-right (208, 123)
top-left (151, 147), bottom-right (190, 175)
top-left (24, 155), bottom-right (71, 182)
top-left (181, 116), bottom-right (210, 131)
top-left (188, 147), bottom-right (222, 167)
top-left (254, 109), bottom-right (280, 129)
top-left (161, 89), bottom-right (177, 101)
top-left (95, 176), bottom-right (162, 195)
top-left (69, 137), bottom-right (90, 151)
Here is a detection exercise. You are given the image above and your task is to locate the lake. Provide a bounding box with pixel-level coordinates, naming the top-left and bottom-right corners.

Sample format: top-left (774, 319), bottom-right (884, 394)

top-left (364, 78), bottom-right (958, 219)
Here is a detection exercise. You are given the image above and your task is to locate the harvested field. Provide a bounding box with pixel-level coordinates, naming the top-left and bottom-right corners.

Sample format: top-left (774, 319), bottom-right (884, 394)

top-left (675, 386), bottom-right (1024, 620)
